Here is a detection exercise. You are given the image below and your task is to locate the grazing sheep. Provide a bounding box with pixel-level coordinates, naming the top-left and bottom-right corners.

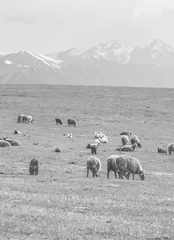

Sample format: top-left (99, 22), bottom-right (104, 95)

top-left (55, 148), bottom-right (61, 153)
top-left (157, 147), bottom-right (167, 154)
top-left (55, 118), bottom-right (62, 125)
top-left (130, 135), bottom-right (142, 148)
top-left (29, 159), bottom-right (39, 175)
top-left (121, 135), bottom-right (129, 146)
top-left (14, 130), bottom-right (21, 135)
top-left (17, 114), bottom-right (25, 123)
top-left (67, 119), bottom-right (77, 127)
top-left (0, 140), bottom-right (11, 147)
top-left (87, 140), bottom-right (100, 155)
top-left (4, 139), bottom-right (21, 146)
top-left (120, 130), bottom-right (133, 136)
top-left (167, 143), bottom-right (174, 155)
top-left (107, 155), bottom-right (120, 179)
top-left (115, 155), bottom-right (145, 181)
top-left (87, 156), bottom-right (101, 177)
top-left (23, 115), bottom-right (33, 124)
top-left (116, 143), bottom-right (137, 152)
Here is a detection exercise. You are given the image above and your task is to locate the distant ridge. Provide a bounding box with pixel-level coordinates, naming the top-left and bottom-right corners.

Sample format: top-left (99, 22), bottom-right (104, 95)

top-left (0, 39), bottom-right (174, 87)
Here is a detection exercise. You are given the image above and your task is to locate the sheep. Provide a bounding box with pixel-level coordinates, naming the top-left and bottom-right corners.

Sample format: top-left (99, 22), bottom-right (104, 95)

top-left (116, 143), bottom-right (137, 152)
top-left (29, 159), bottom-right (39, 175)
top-left (98, 136), bottom-right (108, 144)
top-left (54, 148), bottom-right (61, 153)
top-left (87, 156), bottom-right (101, 177)
top-left (67, 133), bottom-right (73, 138)
top-left (167, 143), bottom-right (174, 155)
top-left (121, 135), bottom-right (129, 146)
top-left (94, 132), bottom-right (106, 139)
top-left (115, 155), bottom-right (145, 181)
top-left (157, 147), bottom-right (167, 154)
top-left (14, 130), bottom-right (21, 135)
top-left (120, 130), bottom-right (133, 136)
top-left (130, 135), bottom-right (142, 148)
top-left (87, 139), bottom-right (101, 155)
top-left (107, 155), bottom-right (120, 179)
top-left (4, 139), bottom-right (21, 146)
top-left (0, 140), bottom-right (11, 147)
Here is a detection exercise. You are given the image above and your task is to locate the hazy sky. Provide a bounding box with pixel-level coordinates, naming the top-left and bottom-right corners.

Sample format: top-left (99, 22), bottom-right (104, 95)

top-left (0, 0), bottom-right (174, 54)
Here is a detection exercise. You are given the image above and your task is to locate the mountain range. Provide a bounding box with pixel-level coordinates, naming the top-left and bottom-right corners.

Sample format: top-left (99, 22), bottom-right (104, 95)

top-left (1, 39), bottom-right (174, 87)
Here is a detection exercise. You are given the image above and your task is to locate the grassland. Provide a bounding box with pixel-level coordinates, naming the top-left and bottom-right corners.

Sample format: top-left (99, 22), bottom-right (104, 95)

top-left (0, 84), bottom-right (174, 240)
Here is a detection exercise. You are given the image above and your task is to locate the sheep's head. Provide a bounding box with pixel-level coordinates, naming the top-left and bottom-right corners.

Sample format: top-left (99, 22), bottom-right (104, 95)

top-left (139, 171), bottom-right (145, 181)
top-left (137, 142), bottom-right (142, 148)
top-left (132, 143), bottom-right (138, 150)
top-left (86, 144), bottom-right (91, 149)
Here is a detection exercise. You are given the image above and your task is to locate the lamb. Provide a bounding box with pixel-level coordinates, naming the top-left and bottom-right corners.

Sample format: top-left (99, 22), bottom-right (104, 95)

top-left (157, 147), bottom-right (167, 154)
top-left (116, 143), bottom-right (137, 152)
top-left (167, 143), bottom-right (174, 155)
top-left (87, 156), bottom-right (101, 177)
top-left (121, 135), bottom-right (129, 146)
top-left (115, 155), bottom-right (145, 180)
top-left (130, 135), bottom-right (142, 148)
top-left (107, 155), bottom-right (120, 179)
top-left (86, 139), bottom-right (101, 155)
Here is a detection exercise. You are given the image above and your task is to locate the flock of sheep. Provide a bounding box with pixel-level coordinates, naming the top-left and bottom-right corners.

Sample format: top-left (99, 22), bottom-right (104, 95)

top-left (2, 113), bottom-right (174, 180)
top-left (86, 130), bottom-right (174, 181)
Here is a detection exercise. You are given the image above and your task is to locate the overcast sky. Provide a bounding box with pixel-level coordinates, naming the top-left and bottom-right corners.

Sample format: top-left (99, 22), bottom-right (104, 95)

top-left (0, 0), bottom-right (174, 54)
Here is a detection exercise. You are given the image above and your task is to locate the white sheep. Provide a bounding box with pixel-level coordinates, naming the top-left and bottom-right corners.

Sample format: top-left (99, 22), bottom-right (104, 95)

top-left (121, 135), bottom-right (129, 146)
top-left (115, 155), bottom-right (145, 180)
top-left (107, 155), bottom-right (120, 179)
top-left (116, 143), bottom-right (137, 152)
top-left (130, 135), bottom-right (142, 148)
top-left (67, 133), bottom-right (73, 138)
top-left (94, 132), bottom-right (106, 139)
top-left (87, 156), bottom-right (101, 177)
top-left (167, 143), bottom-right (174, 155)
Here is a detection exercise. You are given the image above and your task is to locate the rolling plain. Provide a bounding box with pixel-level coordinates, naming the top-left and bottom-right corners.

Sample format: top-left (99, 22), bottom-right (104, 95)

top-left (0, 84), bottom-right (174, 240)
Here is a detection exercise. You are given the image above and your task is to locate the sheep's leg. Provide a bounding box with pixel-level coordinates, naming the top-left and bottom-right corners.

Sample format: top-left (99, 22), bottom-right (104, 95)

top-left (87, 168), bottom-right (89, 177)
top-left (92, 170), bottom-right (95, 178)
top-left (132, 173), bottom-right (134, 180)
top-left (107, 170), bottom-right (110, 179)
top-left (126, 172), bottom-right (131, 180)
top-left (114, 171), bottom-right (117, 179)
top-left (118, 171), bottom-right (123, 179)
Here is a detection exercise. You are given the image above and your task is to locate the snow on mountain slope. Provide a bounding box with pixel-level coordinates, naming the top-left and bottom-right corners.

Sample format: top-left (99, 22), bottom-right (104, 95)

top-left (143, 39), bottom-right (174, 67)
top-left (81, 40), bottom-right (134, 64)
top-left (5, 51), bottom-right (62, 71)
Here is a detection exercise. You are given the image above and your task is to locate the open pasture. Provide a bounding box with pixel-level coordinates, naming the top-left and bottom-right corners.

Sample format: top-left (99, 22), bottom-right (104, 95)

top-left (0, 85), bottom-right (174, 240)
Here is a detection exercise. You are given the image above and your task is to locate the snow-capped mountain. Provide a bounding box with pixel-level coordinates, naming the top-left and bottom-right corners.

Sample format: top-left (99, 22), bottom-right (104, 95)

top-left (1, 39), bottom-right (174, 86)
top-left (80, 40), bottom-right (134, 64)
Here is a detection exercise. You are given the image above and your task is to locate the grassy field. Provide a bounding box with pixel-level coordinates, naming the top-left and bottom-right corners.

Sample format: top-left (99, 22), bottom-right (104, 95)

top-left (0, 84), bottom-right (174, 240)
